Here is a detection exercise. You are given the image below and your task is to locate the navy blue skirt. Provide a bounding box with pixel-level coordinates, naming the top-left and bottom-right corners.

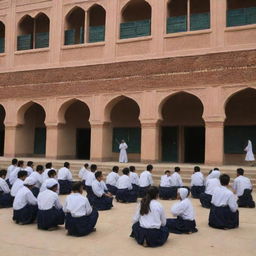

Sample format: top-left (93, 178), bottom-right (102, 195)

top-left (13, 204), bottom-right (38, 224)
top-left (130, 222), bottom-right (169, 247)
top-left (31, 187), bottom-right (40, 198)
top-left (159, 186), bottom-right (178, 200)
top-left (116, 188), bottom-right (137, 203)
top-left (106, 184), bottom-right (117, 195)
top-left (58, 180), bottom-right (72, 195)
top-left (191, 186), bottom-right (205, 199)
top-left (138, 186), bottom-right (150, 198)
top-left (132, 184), bottom-right (139, 193)
top-left (166, 216), bottom-right (198, 234)
top-left (0, 192), bottom-right (13, 208)
top-left (238, 189), bottom-right (255, 208)
top-left (199, 193), bottom-right (212, 208)
top-left (37, 207), bottom-right (65, 230)
top-left (209, 205), bottom-right (239, 229)
top-left (65, 209), bottom-right (99, 237)
top-left (89, 194), bottom-right (113, 211)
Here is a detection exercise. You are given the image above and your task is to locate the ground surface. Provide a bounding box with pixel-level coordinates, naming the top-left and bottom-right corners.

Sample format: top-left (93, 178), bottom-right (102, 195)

top-left (1, 193), bottom-right (256, 256)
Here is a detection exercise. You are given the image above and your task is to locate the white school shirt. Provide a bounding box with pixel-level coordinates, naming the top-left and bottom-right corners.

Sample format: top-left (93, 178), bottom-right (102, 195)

top-left (29, 172), bottom-right (43, 188)
top-left (211, 186), bottom-right (238, 213)
top-left (171, 198), bottom-right (195, 221)
top-left (6, 164), bottom-right (16, 180)
top-left (130, 172), bottom-right (139, 185)
top-left (25, 166), bottom-right (33, 176)
top-left (92, 180), bottom-right (106, 197)
top-left (57, 167), bottom-right (72, 181)
top-left (106, 172), bottom-right (119, 186)
top-left (37, 189), bottom-right (62, 210)
top-left (233, 176), bottom-right (253, 197)
top-left (0, 177), bottom-right (10, 193)
top-left (139, 170), bottom-right (153, 187)
top-left (9, 167), bottom-right (21, 185)
top-left (191, 172), bottom-right (205, 186)
top-left (160, 175), bottom-right (172, 187)
top-left (40, 178), bottom-right (60, 194)
top-left (63, 193), bottom-right (92, 217)
top-left (11, 178), bottom-right (24, 197)
top-left (82, 169), bottom-right (91, 181)
top-left (171, 172), bottom-right (183, 187)
top-left (42, 168), bottom-right (55, 182)
top-left (117, 175), bottom-right (133, 190)
top-left (205, 178), bottom-right (221, 195)
top-left (13, 186), bottom-right (37, 210)
top-left (133, 200), bottom-right (166, 229)
top-left (85, 171), bottom-right (96, 186)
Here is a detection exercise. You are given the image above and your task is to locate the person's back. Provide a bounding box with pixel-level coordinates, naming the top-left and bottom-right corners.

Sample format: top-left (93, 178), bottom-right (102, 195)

top-left (117, 174), bottom-right (132, 190)
top-left (30, 171), bottom-right (43, 188)
top-left (160, 174), bottom-right (172, 188)
top-left (205, 178), bottom-right (221, 195)
top-left (38, 189), bottom-right (60, 210)
top-left (139, 170), bottom-right (152, 187)
top-left (11, 178), bottom-right (24, 197)
top-left (191, 172), bottom-right (204, 186)
top-left (130, 171), bottom-right (139, 185)
top-left (58, 163), bottom-right (72, 195)
top-left (106, 171), bottom-right (119, 186)
top-left (58, 167), bottom-right (72, 181)
top-left (171, 172), bottom-right (183, 187)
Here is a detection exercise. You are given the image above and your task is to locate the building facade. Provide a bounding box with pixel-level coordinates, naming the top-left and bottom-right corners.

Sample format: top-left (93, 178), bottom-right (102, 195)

top-left (0, 0), bottom-right (256, 165)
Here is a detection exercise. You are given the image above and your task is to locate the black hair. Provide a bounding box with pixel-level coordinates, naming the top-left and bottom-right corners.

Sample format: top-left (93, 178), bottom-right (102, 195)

top-left (220, 174), bottom-right (230, 186)
top-left (95, 171), bottom-right (102, 179)
top-left (146, 164), bottom-right (153, 171)
top-left (12, 158), bottom-right (18, 165)
top-left (48, 184), bottom-right (58, 191)
top-left (112, 166), bottom-right (119, 173)
top-left (17, 160), bottom-right (24, 167)
top-left (18, 170), bottom-right (28, 179)
top-left (122, 168), bottom-right (130, 175)
top-left (45, 162), bottom-right (52, 169)
top-left (208, 169), bottom-right (213, 175)
top-left (129, 166), bottom-right (136, 172)
top-left (27, 161), bottom-right (33, 167)
top-left (84, 163), bottom-right (89, 168)
top-left (140, 186), bottom-right (159, 215)
top-left (91, 164), bottom-right (97, 172)
top-left (64, 162), bottom-right (70, 168)
top-left (214, 168), bottom-right (219, 171)
top-left (194, 166), bottom-right (200, 172)
top-left (48, 169), bottom-right (57, 178)
top-left (237, 168), bottom-right (244, 176)
top-left (36, 165), bottom-right (44, 172)
top-left (0, 169), bottom-right (7, 177)
top-left (165, 170), bottom-right (171, 175)
top-left (174, 166), bottom-right (180, 172)
top-left (72, 182), bottom-right (83, 192)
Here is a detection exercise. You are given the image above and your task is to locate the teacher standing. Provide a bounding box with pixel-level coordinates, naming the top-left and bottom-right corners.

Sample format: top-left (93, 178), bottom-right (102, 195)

top-left (119, 140), bottom-right (128, 163)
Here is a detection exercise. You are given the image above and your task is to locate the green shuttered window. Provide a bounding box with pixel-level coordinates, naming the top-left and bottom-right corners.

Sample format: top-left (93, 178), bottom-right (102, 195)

top-left (167, 16), bottom-right (187, 33)
top-left (17, 34), bottom-right (33, 51)
top-left (0, 37), bottom-right (4, 53)
top-left (112, 128), bottom-right (141, 153)
top-left (227, 7), bottom-right (256, 27)
top-left (89, 26), bottom-right (105, 43)
top-left (64, 28), bottom-right (84, 45)
top-left (190, 12), bottom-right (210, 31)
top-left (35, 32), bottom-right (49, 49)
top-left (120, 20), bottom-right (151, 39)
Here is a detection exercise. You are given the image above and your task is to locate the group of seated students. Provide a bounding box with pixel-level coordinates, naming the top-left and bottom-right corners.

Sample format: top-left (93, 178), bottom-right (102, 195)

top-left (0, 159), bottom-right (255, 246)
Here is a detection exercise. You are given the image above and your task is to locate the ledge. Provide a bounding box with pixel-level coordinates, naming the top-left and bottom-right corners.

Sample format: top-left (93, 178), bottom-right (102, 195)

top-left (0, 53), bottom-right (6, 57)
top-left (14, 48), bottom-right (50, 55)
top-left (225, 24), bottom-right (256, 32)
top-left (116, 36), bottom-right (153, 44)
top-left (164, 29), bottom-right (212, 39)
top-left (61, 42), bottom-right (105, 50)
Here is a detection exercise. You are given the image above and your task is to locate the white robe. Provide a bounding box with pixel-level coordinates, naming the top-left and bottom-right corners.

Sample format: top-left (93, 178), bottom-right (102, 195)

top-left (119, 143), bottom-right (128, 163)
top-left (244, 140), bottom-right (255, 161)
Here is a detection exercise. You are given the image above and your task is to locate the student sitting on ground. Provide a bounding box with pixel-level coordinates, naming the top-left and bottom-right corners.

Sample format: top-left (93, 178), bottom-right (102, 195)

top-left (11, 171), bottom-right (28, 199)
top-left (233, 168), bottom-right (255, 208)
top-left (191, 166), bottom-right (205, 199)
top-left (0, 169), bottom-right (14, 208)
top-left (209, 174), bottom-right (239, 230)
top-left (42, 162), bottom-right (54, 182)
top-left (64, 182), bottom-right (99, 237)
top-left (91, 171), bottom-right (113, 211)
top-left (85, 164), bottom-right (97, 198)
top-left (40, 169), bottom-right (59, 193)
top-left (25, 161), bottom-right (34, 176)
top-left (58, 162), bottom-right (73, 195)
top-left (116, 168), bottom-right (137, 203)
top-left (30, 165), bottom-right (44, 197)
top-left (169, 167), bottom-right (185, 199)
top-left (129, 166), bottom-right (139, 193)
top-left (138, 164), bottom-right (154, 198)
top-left (13, 177), bottom-right (38, 225)
top-left (130, 186), bottom-right (169, 247)
top-left (37, 179), bottom-right (65, 231)
top-left (159, 170), bottom-right (175, 200)
top-left (200, 170), bottom-right (221, 208)
top-left (6, 158), bottom-right (18, 188)
top-left (106, 166), bottom-right (120, 195)
top-left (9, 160), bottom-right (25, 186)
top-left (166, 188), bottom-right (198, 234)
top-left (79, 163), bottom-right (89, 180)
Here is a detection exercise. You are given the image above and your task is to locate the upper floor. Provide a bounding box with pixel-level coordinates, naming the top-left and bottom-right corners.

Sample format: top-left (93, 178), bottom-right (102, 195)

top-left (0, 0), bottom-right (256, 73)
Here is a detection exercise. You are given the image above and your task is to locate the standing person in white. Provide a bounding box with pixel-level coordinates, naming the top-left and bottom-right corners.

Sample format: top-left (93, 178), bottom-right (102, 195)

top-left (58, 162), bottom-right (73, 195)
top-left (119, 140), bottom-right (128, 163)
top-left (138, 164), bottom-right (154, 198)
top-left (244, 140), bottom-right (255, 165)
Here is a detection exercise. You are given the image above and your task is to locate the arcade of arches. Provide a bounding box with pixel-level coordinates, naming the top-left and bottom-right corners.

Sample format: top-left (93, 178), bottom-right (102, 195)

top-left (1, 88), bottom-right (256, 165)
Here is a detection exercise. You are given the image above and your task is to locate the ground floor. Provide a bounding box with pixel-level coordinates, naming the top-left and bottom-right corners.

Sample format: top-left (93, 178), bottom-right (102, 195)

top-left (0, 86), bottom-right (255, 165)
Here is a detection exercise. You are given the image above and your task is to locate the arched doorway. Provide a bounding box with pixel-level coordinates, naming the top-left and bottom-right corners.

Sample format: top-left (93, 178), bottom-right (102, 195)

top-left (0, 105), bottom-right (5, 156)
top-left (106, 97), bottom-right (141, 161)
top-left (224, 88), bottom-right (256, 164)
top-left (16, 103), bottom-right (46, 157)
top-left (161, 92), bottom-right (205, 163)
top-left (58, 100), bottom-right (90, 159)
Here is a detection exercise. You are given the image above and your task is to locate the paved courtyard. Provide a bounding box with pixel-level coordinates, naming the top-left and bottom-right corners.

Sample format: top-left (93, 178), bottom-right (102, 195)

top-left (0, 193), bottom-right (255, 256)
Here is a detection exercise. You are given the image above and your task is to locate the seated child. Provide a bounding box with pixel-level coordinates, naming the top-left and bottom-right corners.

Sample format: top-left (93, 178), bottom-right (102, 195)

top-left (106, 166), bottom-right (120, 195)
top-left (0, 169), bottom-right (14, 208)
top-left (191, 166), bottom-right (205, 199)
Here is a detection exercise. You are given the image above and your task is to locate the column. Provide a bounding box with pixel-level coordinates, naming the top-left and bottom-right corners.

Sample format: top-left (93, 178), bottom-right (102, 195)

top-left (140, 120), bottom-right (160, 163)
top-left (205, 120), bottom-right (224, 165)
top-left (90, 122), bottom-right (112, 162)
top-left (45, 124), bottom-right (59, 159)
top-left (4, 125), bottom-right (18, 157)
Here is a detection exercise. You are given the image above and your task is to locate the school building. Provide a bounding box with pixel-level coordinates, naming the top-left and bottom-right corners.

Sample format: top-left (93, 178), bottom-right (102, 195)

top-left (0, 0), bottom-right (255, 166)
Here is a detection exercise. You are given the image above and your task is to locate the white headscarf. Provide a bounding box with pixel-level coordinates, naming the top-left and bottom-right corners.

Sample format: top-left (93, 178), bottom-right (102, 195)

top-left (178, 188), bottom-right (189, 200)
top-left (247, 140), bottom-right (253, 152)
top-left (24, 177), bottom-right (36, 186)
top-left (207, 170), bottom-right (221, 180)
top-left (46, 178), bottom-right (58, 188)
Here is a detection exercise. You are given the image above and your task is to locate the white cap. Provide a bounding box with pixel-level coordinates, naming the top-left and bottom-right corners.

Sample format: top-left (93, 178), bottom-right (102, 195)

top-left (24, 177), bottom-right (36, 186)
top-left (46, 178), bottom-right (58, 188)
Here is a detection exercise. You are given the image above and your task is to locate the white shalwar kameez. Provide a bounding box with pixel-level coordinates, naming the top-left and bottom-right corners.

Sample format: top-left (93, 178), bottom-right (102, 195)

top-left (119, 143), bottom-right (128, 163)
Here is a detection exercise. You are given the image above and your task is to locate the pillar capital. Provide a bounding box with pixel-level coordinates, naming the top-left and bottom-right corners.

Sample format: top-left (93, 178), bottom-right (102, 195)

top-left (140, 119), bottom-right (161, 128)
top-left (90, 121), bottom-right (111, 129)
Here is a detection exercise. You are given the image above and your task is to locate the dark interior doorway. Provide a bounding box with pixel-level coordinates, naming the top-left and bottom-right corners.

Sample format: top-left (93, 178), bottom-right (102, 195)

top-left (34, 127), bottom-right (46, 155)
top-left (162, 126), bottom-right (178, 162)
top-left (76, 128), bottom-right (91, 159)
